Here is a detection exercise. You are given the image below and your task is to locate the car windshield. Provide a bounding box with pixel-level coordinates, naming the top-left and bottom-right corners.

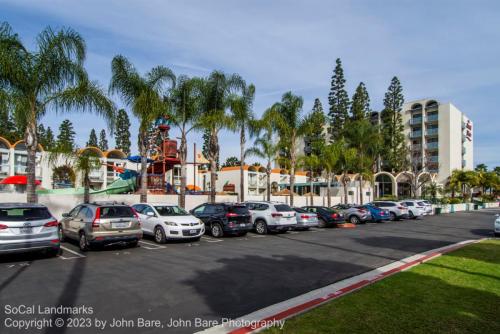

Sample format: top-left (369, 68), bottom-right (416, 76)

top-left (154, 206), bottom-right (189, 216)
top-left (0, 207), bottom-right (51, 221)
top-left (321, 207), bottom-right (336, 213)
top-left (417, 202), bottom-right (426, 206)
top-left (100, 206), bottom-right (135, 218)
top-left (275, 204), bottom-right (293, 212)
top-left (294, 207), bottom-right (307, 213)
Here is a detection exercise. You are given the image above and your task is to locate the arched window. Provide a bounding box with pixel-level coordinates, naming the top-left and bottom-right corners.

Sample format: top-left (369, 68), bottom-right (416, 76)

top-left (375, 174), bottom-right (393, 197)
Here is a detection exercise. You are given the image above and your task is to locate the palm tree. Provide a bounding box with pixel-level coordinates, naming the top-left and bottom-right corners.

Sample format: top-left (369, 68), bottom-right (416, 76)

top-left (319, 143), bottom-right (342, 207)
top-left (297, 154), bottom-right (321, 205)
top-left (245, 117), bottom-right (280, 201)
top-left (47, 147), bottom-right (102, 203)
top-left (197, 71), bottom-right (244, 203)
top-left (266, 92), bottom-right (312, 206)
top-left (229, 82), bottom-right (256, 202)
top-left (168, 75), bottom-right (202, 208)
top-left (109, 55), bottom-right (175, 203)
top-left (0, 22), bottom-right (116, 203)
top-left (449, 169), bottom-right (478, 202)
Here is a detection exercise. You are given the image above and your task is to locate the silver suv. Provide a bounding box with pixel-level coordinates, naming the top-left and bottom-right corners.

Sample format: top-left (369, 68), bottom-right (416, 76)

top-left (0, 203), bottom-right (60, 256)
top-left (332, 204), bottom-right (372, 224)
top-left (245, 201), bottom-right (297, 234)
top-left (60, 202), bottom-right (142, 251)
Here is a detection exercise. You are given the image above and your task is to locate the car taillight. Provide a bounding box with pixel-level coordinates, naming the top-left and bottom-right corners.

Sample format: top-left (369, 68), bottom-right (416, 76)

top-left (271, 213), bottom-right (282, 217)
top-left (0, 224), bottom-right (8, 230)
top-left (300, 215), bottom-right (311, 219)
top-left (226, 212), bottom-right (238, 218)
top-left (43, 220), bottom-right (59, 227)
top-left (92, 208), bottom-right (101, 228)
top-left (331, 213), bottom-right (338, 218)
top-left (131, 207), bottom-right (141, 224)
top-left (357, 209), bottom-right (367, 213)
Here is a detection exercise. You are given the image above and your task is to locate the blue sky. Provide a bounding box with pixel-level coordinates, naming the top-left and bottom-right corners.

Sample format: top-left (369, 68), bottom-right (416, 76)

top-left (2, 0), bottom-right (500, 168)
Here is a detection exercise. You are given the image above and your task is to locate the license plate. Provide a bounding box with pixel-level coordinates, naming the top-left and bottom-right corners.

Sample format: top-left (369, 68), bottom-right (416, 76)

top-left (113, 222), bottom-right (128, 229)
top-left (240, 223), bottom-right (246, 227)
top-left (20, 227), bottom-right (33, 234)
top-left (189, 229), bottom-right (197, 234)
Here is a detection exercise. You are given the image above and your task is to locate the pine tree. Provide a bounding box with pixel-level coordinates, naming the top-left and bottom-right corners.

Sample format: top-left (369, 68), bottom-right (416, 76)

top-left (202, 129), bottom-right (219, 170)
top-left (328, 58), bottom-right (350, 142)
top-left (114, 109), bottom-right (131, 154)
top-left (37, 124), bottom-right (46, 147)
top-left (45, 127), bottom-right (55, 151)
top-left (380, 77), bottom-right (407, 172)
top-left (305, 98), bottom-right (326, 156)
top-left (87, 129), bottom-right (98, 147)
top-left (350, 82), bottom-right (370, 121)
top-left (57, 119), bottom-right (76, 151)
top-left (0, 106), bottom-right (22, 143)
top-left (98, 129), bottom-right (109, 151)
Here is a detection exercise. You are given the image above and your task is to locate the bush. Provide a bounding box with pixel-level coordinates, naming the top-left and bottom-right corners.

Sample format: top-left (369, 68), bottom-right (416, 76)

top-left (378, 195), bottom-right (398, 201)
top-left (448, 198), bottom-right (462, 204)
top-left (440, 197), bottom-right (450, 205)
top-left (481, 194), bottom-right (496, 202)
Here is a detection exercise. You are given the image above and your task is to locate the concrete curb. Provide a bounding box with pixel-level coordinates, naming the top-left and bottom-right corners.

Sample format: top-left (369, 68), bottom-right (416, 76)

top-left (197, 238), bottom-right (485, 334)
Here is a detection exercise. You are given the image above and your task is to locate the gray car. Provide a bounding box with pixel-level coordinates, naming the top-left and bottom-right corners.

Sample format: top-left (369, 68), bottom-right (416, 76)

top-left (0, 203), bottom-right (60, 256)
top-left (293, 207), bottom-right (319, 230)
top-left (332, 204), bottom-right (372, 224)
top-left (60, 202), bottom-right (142, 251)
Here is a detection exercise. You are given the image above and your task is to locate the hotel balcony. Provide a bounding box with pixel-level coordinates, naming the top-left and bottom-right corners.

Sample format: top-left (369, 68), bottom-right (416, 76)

top-left (89, 170), bottom-right (105, 182)
top-left (462, 147), bottom-right (466, 155)
top-left (462, 122), bottom-right (466, 130)
top-left (425, 114), bottom-right (439, 123)
top-left (426, 105), bottom-right (438, 112)
top-left (0, 164), bottom-right (9, 177)
top-left (409, 131), bottom-right (422, 139)
top-left (411, 144), bottom-right (422, 151)
top-left (426, 142), bottom-right (439, 150)
top-left (427, 156), bottom-right (439, 163)
top-left (409, 118), bottom-right (422, 126)
top-left (425, 128), bottom-right (438, 137)
top-left (462, 160), bottom-right (466, 168)
top-left (462, 134), bottom-right (466, 142)
top-left (428, 168), bottom-right (439, 174)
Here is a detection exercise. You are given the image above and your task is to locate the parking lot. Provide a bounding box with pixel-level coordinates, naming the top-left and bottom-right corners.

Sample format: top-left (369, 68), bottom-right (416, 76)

top-left (1, 208), bottom-right (498, 334)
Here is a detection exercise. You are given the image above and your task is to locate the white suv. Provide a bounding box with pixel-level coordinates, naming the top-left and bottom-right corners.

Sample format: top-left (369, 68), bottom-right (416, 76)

top-left (402, 200), bottom-right (426, 219)
top-left (245, 201), bottom-right (297, 234)
top-left (369, 201), bottom-right (409, 221)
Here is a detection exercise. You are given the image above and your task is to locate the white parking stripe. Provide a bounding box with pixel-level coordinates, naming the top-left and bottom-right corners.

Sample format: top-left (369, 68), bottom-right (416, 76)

top-left (139, 241), bottom-right (166, 249)
top-left (60, 245), bottom-right (85, 258)
top-left (201, 236), bottom-right (223, 243)
top-left (250, 235), bottom-right (266, 238)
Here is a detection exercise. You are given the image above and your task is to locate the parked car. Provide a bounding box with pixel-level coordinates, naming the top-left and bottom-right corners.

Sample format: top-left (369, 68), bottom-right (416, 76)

top-left (332, 204), bottom-right (372, 224)
top-left (132, 203), bottom-right (204, 243)
top-left (190, 203), bottom-right (253, 237)
top-left (368, 201), bottom-right (409, 221)
top-left (301, 206), bottom-right (345, 227)
top-left (0, 203), bottom-right (60, 256)
top-left (419, 200), bottom-right (433, 215)
top-left (361, 204), bottom-right (390, 223)
top-left (494, 214), bottom-right (500, 237)
top-left (244, 201), bottom-right (297, 234)
top-left (402, 200), bottom-right (426, 219)
top-left (292, 207), bottom-right (319, 230)
top-left (60, 202), bottom-right (142, 251)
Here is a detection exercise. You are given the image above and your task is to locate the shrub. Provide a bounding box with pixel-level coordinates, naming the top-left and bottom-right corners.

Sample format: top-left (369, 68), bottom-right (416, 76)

top-left (448, 198), bottom-right (462, 204)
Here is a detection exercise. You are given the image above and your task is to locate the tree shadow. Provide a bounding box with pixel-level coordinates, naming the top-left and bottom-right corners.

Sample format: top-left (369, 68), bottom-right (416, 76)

top-left (352, 235), bottom-right (451, 253)
top-left (444, 240), bottom-right (500, 266)
top-left (183, 254), bottom-right (370, 320)
top-left (0, 250), bottom-right (58, 264)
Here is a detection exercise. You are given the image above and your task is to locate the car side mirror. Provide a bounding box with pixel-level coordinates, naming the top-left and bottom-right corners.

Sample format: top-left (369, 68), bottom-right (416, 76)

top-left (146, 212), bottom-right (155, 217)
top-left (62, 213), bottom-right (69, 218)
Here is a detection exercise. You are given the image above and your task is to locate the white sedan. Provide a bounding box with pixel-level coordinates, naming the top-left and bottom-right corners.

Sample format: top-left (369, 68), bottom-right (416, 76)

top-left (132, 203), bottom-right (205, 243)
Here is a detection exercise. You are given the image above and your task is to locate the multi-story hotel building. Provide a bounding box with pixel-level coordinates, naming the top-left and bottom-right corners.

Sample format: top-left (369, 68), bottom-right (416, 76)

top-left (401, 99), bottom-right (473, 183)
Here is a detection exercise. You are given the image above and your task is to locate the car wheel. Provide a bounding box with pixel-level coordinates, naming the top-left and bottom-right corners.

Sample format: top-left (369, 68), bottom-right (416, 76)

top-left (318, 218), bottom-right (327, 228)
top-left (154, 226), bottom-right (166, 244)
top-left (389, 212), bottom-right (397, 221)
top-left (349, 215), bottom-right (360, 224)
top-left (79, 232), bottom-right (89, 252)
top-left (409, 211), bottom-right (415, 219)
top-left (255, 220), bottom-right (268, 235)
top-left (58, 225), bottom-right (65, 242)
top-left (211, 223), bottom-right (224, 238)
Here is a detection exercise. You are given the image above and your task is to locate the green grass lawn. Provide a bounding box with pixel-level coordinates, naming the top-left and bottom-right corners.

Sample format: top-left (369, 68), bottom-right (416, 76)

top-left (265, 240), bottom-right (500, 334)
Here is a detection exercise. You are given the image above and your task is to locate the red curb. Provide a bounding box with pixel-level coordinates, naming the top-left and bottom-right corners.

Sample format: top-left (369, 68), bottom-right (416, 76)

top-left (336, 223), bottom-right (356, 228)
top-left (228, 240), bottom-right (479, 334)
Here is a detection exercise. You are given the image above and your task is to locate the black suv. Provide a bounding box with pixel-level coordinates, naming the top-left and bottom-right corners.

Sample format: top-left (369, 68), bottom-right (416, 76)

top-left (190, 203), bottom-right (253, 237)
top-left (302, 206), bottom-right (345, 227)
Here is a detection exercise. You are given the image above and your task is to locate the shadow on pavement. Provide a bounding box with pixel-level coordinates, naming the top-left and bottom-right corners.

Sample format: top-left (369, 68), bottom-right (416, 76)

top-left (352, 235), bottom-right (451, 253)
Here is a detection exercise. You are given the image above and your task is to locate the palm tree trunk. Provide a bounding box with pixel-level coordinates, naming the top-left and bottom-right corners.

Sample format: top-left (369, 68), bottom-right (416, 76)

top-left (359, 175), bottom-right (364, 205)
top-left (290, 154), bottom-right (296, 207)
top-left (327, 172), bottom-right (332, 207)
top-left (179, 135), bottom-right (187, 208)
top-left (25, 119), bottom-right (38, 204)
top-left (210, 159), bottom-right (217, 203)
top-left (83, 172), bottom-right (90, 204)
top-left (239, 127), bottom-right (245, 202)
top-left (343, 172), bottom-right (348, 204)
top-left (139, 134), bottom-right (148, 203)
top-left (310, 169), bottom-right (314, 206)
top-left (266, 160), bottom-right (271, 202)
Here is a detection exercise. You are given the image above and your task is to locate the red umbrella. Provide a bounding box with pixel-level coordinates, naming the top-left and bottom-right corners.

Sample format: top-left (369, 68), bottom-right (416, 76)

top-left (0, 175), bottom-right (41, 185)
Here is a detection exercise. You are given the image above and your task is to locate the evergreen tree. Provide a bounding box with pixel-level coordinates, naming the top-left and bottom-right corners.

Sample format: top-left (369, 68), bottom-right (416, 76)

top-left (222, 156), bottom-right (241, 167)
top-left (98, 129), bottom-right (109, 151)
top-left (202, 129), bottom-right (219, 170)
top-left (328, 58), bottom-right (350, 142)
top-left (305, 98), bottom-right (326, 156)
top-left (56, 119), bottom-right (76, 151)
top-left (37, 124), bottom-right (46, 146)
top-left (44, 127), bottom-right (55, 151)
top-left (87, 129), bottom-right (98, 147)
top-left (0, 105), bottom-right (22, 143)
top-left (350, 82), bottom-right (370, 121)
top-left (380, 77), bottom-right (406, 172)
top-left (114, 109), bottom-right (131, 154)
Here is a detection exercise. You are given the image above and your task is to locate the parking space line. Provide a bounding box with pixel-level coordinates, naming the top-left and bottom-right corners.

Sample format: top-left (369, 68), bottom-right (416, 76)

top-left (139, 241), bottom-right (166, 249)
top-left (288, 231), bottom-right (299, 234)
top-left (201, 236), bottom-right (223, 243)
top-left (250, 235), bottom-right (266, 238)
top-left (60, 245), bottom-right (86, 258)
